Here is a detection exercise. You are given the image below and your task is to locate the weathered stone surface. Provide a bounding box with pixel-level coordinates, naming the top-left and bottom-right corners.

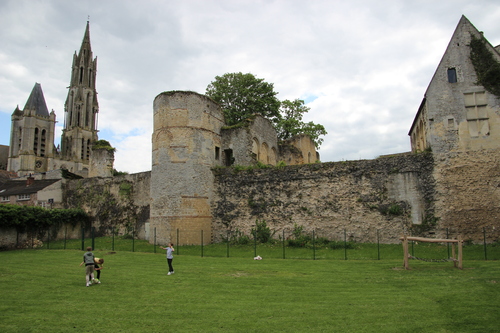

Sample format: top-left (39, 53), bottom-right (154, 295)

top-left (212, 153), bottom-right (435, 244)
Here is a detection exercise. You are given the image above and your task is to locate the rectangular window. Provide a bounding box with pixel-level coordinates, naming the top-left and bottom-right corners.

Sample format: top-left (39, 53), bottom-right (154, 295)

top-left (464, 91), bottom-right (489, 137)
top-left (17, 194), bottom-right (30, 201)
top-left (1, 196), bottom-right (9, 202)
top-left (215, 146), bottom-right (220, 160)
top-left (447, 68), bottom-right (457, 83)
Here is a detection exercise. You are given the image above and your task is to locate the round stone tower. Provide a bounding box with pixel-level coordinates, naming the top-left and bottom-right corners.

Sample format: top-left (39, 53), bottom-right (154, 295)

top-left (150, 91), bottom-right (224, 245)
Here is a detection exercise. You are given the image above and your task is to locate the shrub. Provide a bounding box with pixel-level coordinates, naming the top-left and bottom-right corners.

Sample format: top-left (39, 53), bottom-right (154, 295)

top-left (251, 220), bottom-right (274, 243)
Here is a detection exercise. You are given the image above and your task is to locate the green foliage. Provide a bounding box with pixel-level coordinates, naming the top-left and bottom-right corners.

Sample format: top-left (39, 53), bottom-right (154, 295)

top-left (93, 139), bottom-right (116, 152)
top-left (113, 169), bottom-right (129, 176)
top-left (276, 161), bottom-right (287, 168)
top-left (388, 204), bottom-right (403, 216)
top-left (206, 72), bottom-right (281, 126)
top-left (0, 204), bottom-right (89, 232)
top-left (231, 161), bottom-right (274, 173)
top-left (207, 73), bottom-right (327, 149)
top-left (255, 161), bottom-right (270, 169)
top-left (251, 219), bottom-right (274, 243)
top-left (378, 203), bottom-right (405, 216)
top-left (119, 182), bottom-right (132, 197)
top-left (276, 99), bottom-right (327, 148)
top-left (224, 229), bottom-right (251, 245)
top-left (469, 33), bottom-right (500, 97)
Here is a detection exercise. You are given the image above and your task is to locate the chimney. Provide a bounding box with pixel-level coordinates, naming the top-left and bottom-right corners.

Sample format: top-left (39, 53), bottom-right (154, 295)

top-left (26, 175), bottom-right (35, 186)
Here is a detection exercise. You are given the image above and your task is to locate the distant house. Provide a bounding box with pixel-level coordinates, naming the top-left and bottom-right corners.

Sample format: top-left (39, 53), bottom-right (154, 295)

top-left (0, 176), bottom-right (62, 208)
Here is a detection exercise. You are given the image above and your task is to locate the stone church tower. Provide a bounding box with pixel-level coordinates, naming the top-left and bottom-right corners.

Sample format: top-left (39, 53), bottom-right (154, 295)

top-left (61, 21), bottom-right (99, 171)
top-left (7, 83), bottom-right (56, 175)
top-left (7, 22), bottom-right (113, 178)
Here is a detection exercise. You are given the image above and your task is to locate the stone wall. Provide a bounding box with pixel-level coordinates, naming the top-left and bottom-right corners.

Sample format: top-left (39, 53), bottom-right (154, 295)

top-left (63, 171), bottom-right (151, 238)
top-left (212, 153), bottom-right (435, 244)
top-left (280, 134), bottom-right (318, 165)
top-left (433, 149), bottom-right (500, 242)
top-left (26, 149), bottom-right (497, 246)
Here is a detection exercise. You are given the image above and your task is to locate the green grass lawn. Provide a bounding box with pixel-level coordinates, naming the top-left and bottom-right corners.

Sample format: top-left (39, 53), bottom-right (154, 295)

top-left (0, 249), bottom-right (499, 332)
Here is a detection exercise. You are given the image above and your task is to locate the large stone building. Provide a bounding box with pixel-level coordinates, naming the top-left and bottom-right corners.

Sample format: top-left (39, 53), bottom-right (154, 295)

top-left (6, 22), bottom-right (113, 178)
top-left (408, 16), bottom-right (500, 238)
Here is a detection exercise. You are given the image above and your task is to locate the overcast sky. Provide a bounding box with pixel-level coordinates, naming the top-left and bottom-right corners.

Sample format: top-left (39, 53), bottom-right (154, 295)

top-left (1, 0), bottom-right (500, 174)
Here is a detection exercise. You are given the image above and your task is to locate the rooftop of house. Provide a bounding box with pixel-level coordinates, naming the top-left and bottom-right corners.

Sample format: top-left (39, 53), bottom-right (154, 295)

top-left (0, 178), bottom-right (60, 196)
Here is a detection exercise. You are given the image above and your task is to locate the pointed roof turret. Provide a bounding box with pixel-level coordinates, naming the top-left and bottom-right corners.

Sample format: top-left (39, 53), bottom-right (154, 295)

top-left (23, 83), bottom-right (50, 117)
top-left (12, 105), bottom-right (23, 116)
top-left (79, 21), bottom-right (92, 60)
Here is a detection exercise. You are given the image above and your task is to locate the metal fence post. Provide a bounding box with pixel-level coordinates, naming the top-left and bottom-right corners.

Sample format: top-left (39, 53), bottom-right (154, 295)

top-left (112, 227), bottom-right (115, 251)
top-left (446, 228), bottom-right (450, 258)
top-left (254, 229), bottom-right (257, 257)
top-left (313, 229), bottom-right (316, 260)
top-left (64, 226), bottom-right (67, 250)
top-left (154, 227), bottom-right (157, 253)
top-left (177, 229), bottom-right (180, 255)
top-left (344, 229), bottom-right (347, 260)
top-left (377, 229), bottom-right (380, 260)
top-left (483, 227), bottom-right (487, 260)
top-left (227, 230), bottom-right (230, 258)
top-left (282, 229), bottom-right (285, 259)
top-left (81, 227), bottom-right (85, 251)
top-left (91, 227), bottom-right (95, 250)
top-left (201, 230), bottom-right (204, 257)
top-left (132, 227), bottom-right (135, 252)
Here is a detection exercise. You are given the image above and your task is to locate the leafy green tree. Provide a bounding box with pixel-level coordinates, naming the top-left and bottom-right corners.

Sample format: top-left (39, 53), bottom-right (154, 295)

top-left (276, 99), bottom-right (327, 148)
top-left (206, 72), bottom-right (281, 126)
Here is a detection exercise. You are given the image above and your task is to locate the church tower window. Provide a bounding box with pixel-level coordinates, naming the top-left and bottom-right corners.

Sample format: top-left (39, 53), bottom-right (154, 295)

top-left (79, 67), bottom-right (84, 83)
top-left (40, 129), bottom-right (46, 157)
top-left (34, 128), bottom-right (39, 156)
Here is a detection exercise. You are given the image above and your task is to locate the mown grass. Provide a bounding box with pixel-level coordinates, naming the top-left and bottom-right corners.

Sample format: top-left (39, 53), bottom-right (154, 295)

top-left (0, 249), bottom-right (499, 332)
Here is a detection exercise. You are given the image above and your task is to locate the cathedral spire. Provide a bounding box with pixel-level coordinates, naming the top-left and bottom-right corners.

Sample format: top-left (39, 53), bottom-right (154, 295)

top-left (61, 22), bottom-right (99, 162)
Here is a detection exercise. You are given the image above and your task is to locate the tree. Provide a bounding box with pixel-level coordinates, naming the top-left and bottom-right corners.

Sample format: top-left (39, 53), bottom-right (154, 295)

top-left (276, 99), bottom-right (327, 148)
top-left (206, 72), bottom-right (281, 126)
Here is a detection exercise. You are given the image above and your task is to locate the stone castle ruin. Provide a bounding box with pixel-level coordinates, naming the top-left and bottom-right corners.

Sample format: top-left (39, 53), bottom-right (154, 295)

top-left (2, 16), bottom-right (500, 247)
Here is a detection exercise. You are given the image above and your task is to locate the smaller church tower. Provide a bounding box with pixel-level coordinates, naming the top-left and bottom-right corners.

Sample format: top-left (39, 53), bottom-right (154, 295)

top-left (7, 83), bottom-right (56, 176)
top-left (61, 21), bottom-right (99, 174)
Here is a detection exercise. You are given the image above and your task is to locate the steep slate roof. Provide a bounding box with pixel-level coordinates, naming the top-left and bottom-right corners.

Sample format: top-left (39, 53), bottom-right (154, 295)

top-left (0, 179), bottom-right (59, 196)
top-left (0, 170), bottom-right (18, 182)
top-left (23, 83), bottom-right (50, 117)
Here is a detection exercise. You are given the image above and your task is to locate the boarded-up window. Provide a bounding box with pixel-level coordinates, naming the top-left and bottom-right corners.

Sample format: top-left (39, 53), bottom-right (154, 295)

top-left (464, 91), bottom-right (489, 137)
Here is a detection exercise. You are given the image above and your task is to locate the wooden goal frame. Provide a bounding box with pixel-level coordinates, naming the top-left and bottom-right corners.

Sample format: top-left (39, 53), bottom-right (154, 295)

top-left (400, 235), bottom-right (463, 270)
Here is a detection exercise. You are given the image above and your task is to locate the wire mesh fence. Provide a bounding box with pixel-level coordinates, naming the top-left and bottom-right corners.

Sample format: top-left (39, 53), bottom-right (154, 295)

top-left (21, 226), bottom-right (500, 261)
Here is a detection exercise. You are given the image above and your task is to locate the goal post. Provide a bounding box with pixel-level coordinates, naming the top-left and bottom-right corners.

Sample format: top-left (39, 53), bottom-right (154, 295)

top-left (400, 235), bottom-right (463, 270)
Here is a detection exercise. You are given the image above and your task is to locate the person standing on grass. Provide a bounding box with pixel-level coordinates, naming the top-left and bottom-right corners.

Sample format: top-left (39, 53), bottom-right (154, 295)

top-left (160, 243), bottom-right (175, 275)
top-left (79, 247), bottom-right (95, 287)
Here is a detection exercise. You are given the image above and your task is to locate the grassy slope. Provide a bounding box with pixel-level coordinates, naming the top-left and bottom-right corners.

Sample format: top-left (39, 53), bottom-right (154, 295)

top-left (0, 250), bottom-right (498, 332)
